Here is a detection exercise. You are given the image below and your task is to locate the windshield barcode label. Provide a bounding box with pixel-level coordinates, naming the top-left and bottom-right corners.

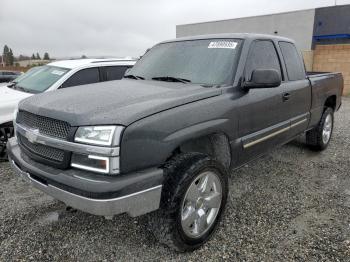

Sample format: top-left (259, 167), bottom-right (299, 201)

top-left (51, 70), bottom-right (65, 76)
top-left (208, 41), bottom-right (238, 49)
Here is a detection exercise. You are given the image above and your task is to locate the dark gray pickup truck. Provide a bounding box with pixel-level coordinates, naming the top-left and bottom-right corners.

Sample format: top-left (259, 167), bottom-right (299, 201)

top-left (7, 33), bottom-right (343, 251)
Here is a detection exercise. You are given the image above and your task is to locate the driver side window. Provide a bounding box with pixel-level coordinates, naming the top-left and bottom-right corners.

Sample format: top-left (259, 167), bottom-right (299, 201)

top-left (245, 40), bottom-right (282, 81)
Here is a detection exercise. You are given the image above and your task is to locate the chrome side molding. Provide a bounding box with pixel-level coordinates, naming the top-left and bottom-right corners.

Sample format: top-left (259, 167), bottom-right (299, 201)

top-left (243, 118), bottom-right (308, 149)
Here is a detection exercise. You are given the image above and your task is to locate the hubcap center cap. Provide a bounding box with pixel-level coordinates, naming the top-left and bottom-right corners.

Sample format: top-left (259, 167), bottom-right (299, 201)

top-left (195, 198), bottom-right (204, 209)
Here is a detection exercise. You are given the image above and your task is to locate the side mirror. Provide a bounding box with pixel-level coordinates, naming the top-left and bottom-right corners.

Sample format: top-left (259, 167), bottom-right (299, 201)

top-left (243, 69), bottom-right (281, 89)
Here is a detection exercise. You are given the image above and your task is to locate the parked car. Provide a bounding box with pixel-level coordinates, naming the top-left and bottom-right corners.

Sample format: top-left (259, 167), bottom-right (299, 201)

top-left (7, 34), bottom-right (343, 251)
top-left (0, 70), bottom-right (22, 83)
top-left (0, 58), bottom-right (136, 160)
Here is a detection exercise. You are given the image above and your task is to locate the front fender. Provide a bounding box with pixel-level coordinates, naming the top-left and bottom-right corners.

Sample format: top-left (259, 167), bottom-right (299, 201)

top-left (120, 94), bottom-right (238, 174)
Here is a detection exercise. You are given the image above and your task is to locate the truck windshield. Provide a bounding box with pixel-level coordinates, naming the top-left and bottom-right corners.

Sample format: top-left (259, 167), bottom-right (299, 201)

top-left (10, 65), bottom-right (69, 93)
top-left (128, 39), bottom-right (242, 86)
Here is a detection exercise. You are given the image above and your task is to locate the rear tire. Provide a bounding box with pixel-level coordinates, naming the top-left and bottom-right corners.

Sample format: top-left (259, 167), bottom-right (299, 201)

top-left (0, 123), bottom-right (14, 161)
top-left (148, 153), bottom-right (228, 252)
top-left (306, 107), bottom-right (334, 151)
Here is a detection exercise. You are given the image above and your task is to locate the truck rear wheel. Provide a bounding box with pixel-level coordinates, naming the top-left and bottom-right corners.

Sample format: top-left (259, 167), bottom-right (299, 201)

top-left (148, 153), bottom-right (228, 252)
top-left (306, 107), bottom-right (334, 151)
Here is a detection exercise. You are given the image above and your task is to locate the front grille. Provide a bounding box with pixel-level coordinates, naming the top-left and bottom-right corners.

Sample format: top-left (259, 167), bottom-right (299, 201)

top-left (19, 134), bottom-right (65, 162)
top-left (17, 110), bottom-right (71, 140)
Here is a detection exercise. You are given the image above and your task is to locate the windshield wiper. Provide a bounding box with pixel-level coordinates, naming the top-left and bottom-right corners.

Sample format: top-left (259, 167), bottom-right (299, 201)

top-left (14, 85), bottom-right (28, 92)
top-left (124, 74), bottom-right (145, 80)
top-left (152, 76), bottom-right (191, 84)
top-left (7, 82), bottom-right (16, 88)
top-left (10, 83), bottom-right (33, 93)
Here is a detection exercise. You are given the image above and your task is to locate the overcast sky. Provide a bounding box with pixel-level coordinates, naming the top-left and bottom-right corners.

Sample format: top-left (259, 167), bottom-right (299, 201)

top-left (1, 0), bottom-right (350, 58)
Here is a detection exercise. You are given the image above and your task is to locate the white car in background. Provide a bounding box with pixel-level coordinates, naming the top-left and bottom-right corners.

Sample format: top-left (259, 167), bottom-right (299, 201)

top-left (0, 58), bottom-right (136, 160)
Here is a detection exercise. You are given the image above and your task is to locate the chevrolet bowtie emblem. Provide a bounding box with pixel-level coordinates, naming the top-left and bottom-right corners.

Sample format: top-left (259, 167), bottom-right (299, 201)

top-left (26, 129), bottom-right (40, 144)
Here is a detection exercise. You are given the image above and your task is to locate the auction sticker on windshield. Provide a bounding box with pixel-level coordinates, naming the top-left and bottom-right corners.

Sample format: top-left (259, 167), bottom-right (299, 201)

top-left (208, 41), bottom-right (238, 49)
top-left (51, 70), bottom-right (65, 76)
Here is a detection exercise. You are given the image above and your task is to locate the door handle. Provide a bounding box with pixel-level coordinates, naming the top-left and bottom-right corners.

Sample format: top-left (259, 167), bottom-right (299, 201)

top-left (282, 93), bottom-right (291, 102)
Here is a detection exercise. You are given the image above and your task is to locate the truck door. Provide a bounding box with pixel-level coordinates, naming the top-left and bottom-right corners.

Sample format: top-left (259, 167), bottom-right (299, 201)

top-left (237, 40), bottom-right (290, 164)
top-left (278, 41), bottom-right (311, 137)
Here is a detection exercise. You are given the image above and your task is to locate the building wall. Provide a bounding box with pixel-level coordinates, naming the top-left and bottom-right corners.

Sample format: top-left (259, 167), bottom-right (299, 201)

top-left (302, 51), bottom-right (314, 72)
top-left (313, 5), bottom-right (350, 46)
top-left (176, 9), bottom-right (316, 51)
top-left (313, 44), bottom-right (350, 95)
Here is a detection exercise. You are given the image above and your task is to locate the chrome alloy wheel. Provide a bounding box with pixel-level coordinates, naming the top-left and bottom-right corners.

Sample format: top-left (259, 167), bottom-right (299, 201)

top-left (322, 113), bottom-right (333, 144)
top-left (181, 171), bottom-right (222, 239)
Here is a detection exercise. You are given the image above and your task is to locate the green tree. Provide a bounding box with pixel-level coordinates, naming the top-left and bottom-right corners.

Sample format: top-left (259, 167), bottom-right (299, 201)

top-left (43, 52), bottom-right (50, 60)
top-left (36, 52), bottom-right (41, 60)
top-left (31, 53), bottom-right (35, 60)
top-left (2, 45), bottom-right (15, 66)
top-left (8, 48), bottom-right (14, 65)
top-left (81, 55), bottom-right (87, 59)
top-left (3, 45), bottom-right (9, 65)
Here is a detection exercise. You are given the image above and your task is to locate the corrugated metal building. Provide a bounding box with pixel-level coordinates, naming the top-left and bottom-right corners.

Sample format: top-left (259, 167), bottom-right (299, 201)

top-left (176, 5), bottom-right (350, 95)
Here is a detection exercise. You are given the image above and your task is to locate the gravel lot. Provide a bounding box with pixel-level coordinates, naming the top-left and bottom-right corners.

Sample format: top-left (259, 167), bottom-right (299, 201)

top-left (1, 97), bottom-right (350, 261)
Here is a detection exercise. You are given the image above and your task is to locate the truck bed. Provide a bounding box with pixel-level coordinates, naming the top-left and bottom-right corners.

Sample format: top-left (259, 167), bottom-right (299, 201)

top-left (307, 71), bottom-right (343, 128)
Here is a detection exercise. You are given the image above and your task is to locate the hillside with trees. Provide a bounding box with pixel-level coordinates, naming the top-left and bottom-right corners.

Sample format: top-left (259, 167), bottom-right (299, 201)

top-left (1, 45), bottom-right (52, 70)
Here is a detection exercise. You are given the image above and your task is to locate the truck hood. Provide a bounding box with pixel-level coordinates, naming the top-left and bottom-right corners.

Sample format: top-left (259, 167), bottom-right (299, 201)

top-left (0, 85), bottom-right (32, 124)
top-left (20, 79), bottom-right (221, 126)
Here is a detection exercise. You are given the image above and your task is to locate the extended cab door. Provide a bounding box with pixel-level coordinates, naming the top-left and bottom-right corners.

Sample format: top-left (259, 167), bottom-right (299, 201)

top-left (278, 41), bottom-right (311, 137)
top-left (237, 40), bottom-right (290, 163)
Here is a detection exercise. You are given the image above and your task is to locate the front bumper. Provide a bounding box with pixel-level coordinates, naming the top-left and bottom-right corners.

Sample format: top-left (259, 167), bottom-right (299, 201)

top-left (7, 138), bottom-right (163, 217)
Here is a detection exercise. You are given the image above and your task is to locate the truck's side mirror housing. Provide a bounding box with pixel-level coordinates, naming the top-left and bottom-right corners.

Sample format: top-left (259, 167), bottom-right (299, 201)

top-left (243, 69), bottom-right (281, 89)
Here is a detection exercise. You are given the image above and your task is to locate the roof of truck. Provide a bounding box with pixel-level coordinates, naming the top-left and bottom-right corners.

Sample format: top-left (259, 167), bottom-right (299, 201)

top-left (48, 58), bottom-right (137, 69)
top-left (161, 33), bottom-right (295, 44)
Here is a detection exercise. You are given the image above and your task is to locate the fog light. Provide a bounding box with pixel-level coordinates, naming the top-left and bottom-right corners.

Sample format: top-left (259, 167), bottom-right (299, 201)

top-left (71, 154), bottom-right (110, 174)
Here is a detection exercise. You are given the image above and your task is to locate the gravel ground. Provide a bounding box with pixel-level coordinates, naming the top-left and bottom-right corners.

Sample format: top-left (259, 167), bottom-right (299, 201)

top-left (1, 98), bottom-right (350, 261)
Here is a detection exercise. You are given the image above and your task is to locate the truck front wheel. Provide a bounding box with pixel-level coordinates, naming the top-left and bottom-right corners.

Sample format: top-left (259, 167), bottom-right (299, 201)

top-left (306, 107), bottom-right (334, 151)
top-left (148, 153), bottom-right (228, 252)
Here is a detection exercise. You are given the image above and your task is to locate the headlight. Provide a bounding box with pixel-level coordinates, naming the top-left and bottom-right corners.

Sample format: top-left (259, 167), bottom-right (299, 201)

top-left (72, 125), bottom-right (123, 174)
top-left (74, 126), bottom-right (124, 146)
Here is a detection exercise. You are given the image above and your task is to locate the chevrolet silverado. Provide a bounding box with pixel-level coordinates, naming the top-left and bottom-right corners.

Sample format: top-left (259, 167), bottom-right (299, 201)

top-left (7, 34), bottom-right (343, 251)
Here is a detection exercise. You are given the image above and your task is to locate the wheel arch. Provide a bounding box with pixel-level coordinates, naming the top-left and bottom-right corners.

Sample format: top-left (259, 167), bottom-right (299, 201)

top-left (170, 132), bottom-right (232, 170)
top-left (324, 95), bottom-right (337, 111)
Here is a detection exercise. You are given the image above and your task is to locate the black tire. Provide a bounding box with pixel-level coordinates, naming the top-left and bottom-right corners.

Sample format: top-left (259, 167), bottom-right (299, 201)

top-left (306, 107), bottom-right (334, 151)
top-left (148, 153), bottom-right (228, 252)
top-left (0, 123), bottom-right (14, 161)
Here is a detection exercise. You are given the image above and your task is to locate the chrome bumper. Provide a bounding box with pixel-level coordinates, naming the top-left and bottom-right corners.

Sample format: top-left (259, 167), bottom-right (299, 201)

top-left (9, 158), bottom-right (162, 217)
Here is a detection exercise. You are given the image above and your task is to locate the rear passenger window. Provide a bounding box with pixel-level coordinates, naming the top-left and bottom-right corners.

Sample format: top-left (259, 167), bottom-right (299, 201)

top-left (61, 68), bottom-right (100, 88)
top-left (279, 42), bottom-right (306, 81)
top-left (245, 40), bottom-right (282, 81)
top-left (104, 66), bottom-right (130, 81)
